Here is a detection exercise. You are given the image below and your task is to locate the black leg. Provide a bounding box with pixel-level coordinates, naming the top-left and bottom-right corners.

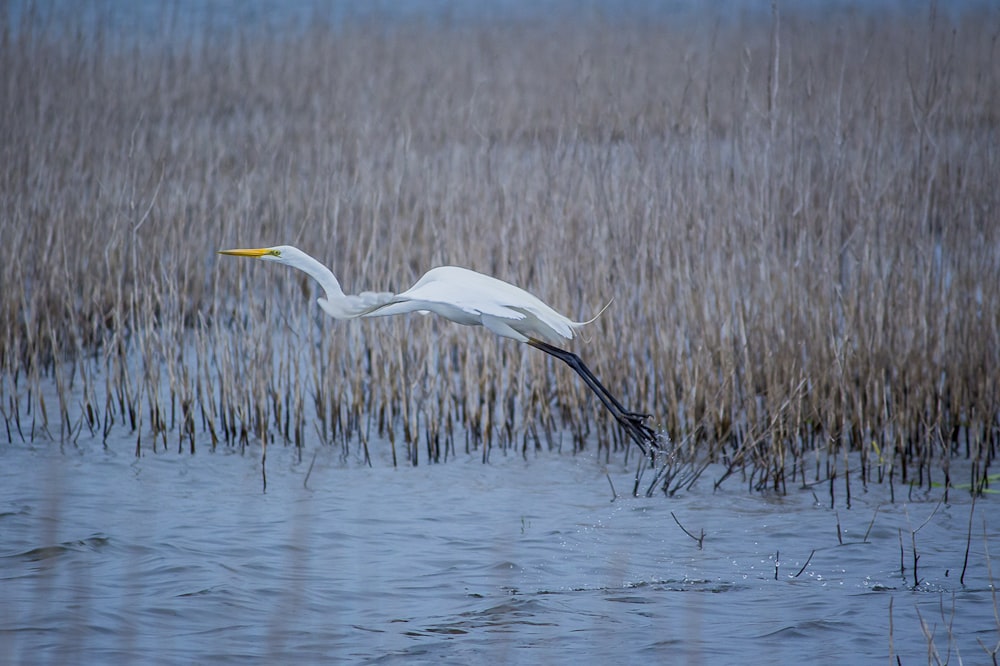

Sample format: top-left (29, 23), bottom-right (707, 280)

top-left (527, 339), bottom-right (658, 456)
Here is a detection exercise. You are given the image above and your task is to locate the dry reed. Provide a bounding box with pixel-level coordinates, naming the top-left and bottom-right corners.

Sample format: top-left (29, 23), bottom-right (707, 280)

top-left (1, 3), bottom-right (998, 494)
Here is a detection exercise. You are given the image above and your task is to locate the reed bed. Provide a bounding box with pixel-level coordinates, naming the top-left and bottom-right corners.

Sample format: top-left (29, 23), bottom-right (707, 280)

top-left (1, 2), bottom-right (998, 495)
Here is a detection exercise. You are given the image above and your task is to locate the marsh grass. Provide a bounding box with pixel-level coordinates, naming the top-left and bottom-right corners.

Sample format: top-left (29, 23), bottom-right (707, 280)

top-left (1, 3), bottom-right (998, 494)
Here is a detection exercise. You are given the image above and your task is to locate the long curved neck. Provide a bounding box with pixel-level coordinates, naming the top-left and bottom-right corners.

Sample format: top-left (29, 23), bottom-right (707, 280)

top-left (289, 251), bottom-right (346, 302)
top-left (284, 250), bottom-right (396, 321)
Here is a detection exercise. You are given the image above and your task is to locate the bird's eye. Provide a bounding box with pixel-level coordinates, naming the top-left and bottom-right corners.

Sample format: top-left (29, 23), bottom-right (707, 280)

top-left (269, 249), bottom-right (281, 257)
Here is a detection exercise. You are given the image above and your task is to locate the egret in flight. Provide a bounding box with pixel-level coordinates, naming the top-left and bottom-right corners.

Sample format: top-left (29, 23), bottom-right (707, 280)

top-left (218, 245), bottom-right (658, 455)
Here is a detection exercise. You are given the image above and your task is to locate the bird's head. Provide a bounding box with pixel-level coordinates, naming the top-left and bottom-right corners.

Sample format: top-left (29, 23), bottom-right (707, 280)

top-left (218, 245), bottom-right (341, 296)
top-left (218, 245), bottom-right (303, 265)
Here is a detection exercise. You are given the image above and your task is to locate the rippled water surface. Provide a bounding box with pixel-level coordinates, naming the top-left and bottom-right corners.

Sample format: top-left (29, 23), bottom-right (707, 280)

top-left (2, 436), bottom-right (997, 665)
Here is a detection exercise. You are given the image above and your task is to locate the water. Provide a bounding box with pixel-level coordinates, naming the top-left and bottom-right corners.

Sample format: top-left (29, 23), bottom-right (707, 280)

top-left (1, 435), bottom-right (997, 665)
top-left (7, 0), bottom-right (969, 45)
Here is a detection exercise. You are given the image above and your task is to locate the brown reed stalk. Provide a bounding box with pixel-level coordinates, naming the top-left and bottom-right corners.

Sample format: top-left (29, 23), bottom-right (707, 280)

top-left (0, 4), bottom-right (997, 491)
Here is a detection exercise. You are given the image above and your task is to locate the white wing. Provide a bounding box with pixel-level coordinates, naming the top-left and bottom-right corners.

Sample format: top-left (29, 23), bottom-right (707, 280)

top-left (360, 266), bottom-right (579, 342)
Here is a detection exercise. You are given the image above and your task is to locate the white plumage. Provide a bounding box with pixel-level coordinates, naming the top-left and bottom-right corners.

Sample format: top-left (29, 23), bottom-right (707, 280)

top-left (219, 244), bottom-right (657, 455)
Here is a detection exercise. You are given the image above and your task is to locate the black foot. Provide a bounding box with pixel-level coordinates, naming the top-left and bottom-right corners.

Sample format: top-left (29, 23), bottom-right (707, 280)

top-left (616, 412), bottom-right (659, 456)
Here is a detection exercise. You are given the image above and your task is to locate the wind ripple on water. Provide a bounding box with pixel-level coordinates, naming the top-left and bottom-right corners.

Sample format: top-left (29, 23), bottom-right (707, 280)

top-left (0, 442), bottom-right (997, 664)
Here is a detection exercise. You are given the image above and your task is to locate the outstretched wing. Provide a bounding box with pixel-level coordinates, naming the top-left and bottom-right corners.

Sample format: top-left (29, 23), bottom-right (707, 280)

top-left (359, 266), bottom-right (581, 343)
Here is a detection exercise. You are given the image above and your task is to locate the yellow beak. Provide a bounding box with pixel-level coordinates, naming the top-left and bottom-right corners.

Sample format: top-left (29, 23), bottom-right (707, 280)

top-left (218, 248), bottom-right (271, 257)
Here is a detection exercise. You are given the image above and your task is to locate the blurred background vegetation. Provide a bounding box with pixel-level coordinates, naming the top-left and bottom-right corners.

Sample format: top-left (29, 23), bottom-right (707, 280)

top-left (1, 1), bottom-right (997, 494)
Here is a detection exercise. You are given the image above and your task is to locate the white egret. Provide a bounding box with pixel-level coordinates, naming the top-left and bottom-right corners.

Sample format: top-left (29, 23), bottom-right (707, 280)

top-left (218, 245), bottom-right (658, 455)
